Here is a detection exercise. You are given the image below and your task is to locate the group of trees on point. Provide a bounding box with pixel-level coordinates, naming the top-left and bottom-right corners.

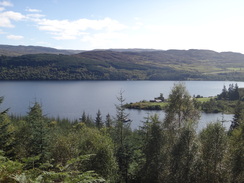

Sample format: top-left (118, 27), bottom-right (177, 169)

top-left (217, 83), bottom-right (240, 100)
top-left (0, 83), bottom-right (244, 182)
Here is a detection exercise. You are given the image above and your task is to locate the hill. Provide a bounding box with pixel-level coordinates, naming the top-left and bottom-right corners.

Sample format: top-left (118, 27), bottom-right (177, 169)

top-left (0, 45), bottom-right (244, 80)
top-left (0, 45), bottom-right (83, 56)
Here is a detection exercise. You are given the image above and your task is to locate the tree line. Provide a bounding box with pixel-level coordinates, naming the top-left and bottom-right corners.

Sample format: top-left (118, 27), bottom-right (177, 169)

top-left (202, 83), bottom-right (244, 113)
top-left (0, 83), bottom-right (244, 182)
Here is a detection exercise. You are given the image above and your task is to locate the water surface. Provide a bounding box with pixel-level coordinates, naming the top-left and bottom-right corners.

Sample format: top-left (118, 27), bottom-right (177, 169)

top-left (1, 80), bottom-right (243, 130)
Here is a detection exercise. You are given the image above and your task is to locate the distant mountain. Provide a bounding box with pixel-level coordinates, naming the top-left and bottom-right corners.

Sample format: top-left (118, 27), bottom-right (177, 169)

top-left (0, 45), bottom-right (84, 56)
top-left (0, 45), bottom-right (244, 81)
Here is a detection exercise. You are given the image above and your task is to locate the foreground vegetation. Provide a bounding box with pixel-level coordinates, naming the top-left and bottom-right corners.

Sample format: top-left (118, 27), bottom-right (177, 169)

top-left (0, 83), bottom-right (244, 183)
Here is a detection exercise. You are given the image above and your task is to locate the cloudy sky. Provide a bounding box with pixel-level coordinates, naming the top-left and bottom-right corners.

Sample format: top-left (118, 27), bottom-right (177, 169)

top-left (1, 0), bottom-right (244, 53)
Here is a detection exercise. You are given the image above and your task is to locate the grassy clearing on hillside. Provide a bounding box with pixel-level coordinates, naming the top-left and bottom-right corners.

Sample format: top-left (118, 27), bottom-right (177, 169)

top-left (196, 97), bottom-right (212, 102)
top-left (125, 101), bottom-right (168, 110)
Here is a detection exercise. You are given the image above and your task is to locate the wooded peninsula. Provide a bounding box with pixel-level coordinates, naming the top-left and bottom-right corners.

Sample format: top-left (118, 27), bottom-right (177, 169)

top-left (125, 83), bottom-right (244, 113)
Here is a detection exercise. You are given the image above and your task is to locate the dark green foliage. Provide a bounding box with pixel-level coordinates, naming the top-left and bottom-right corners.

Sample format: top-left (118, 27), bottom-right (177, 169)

top-left (105, 113), bottom-right (112, 128)
top-left (229, 124), bottom-right (244, 183)
top-left (201, 98), bottom-right (227, 113)
top-left (140, 115), bottom-right (164, 183)
top-left (0, 97), bottom-right (15, 158)
top-left (202, 83), bottom-right (243, 113)
top-left (112, 91), bottom-right (133, 182)
top-left (1, 84), bottom-right (244, 182)
top-left (1, 49), bottom-right (244, 81)
top-left (26, 103), bottom-right (50, 162)
top-left (230, 100), bottom-right (244, 131)
top-left (95, 109), bottom-right (103, 129)
top-left (198, 123), bottom-right (229, 183)
top-left (217, 83), bottom-right (240, 100)
top-left (169, 127), bottom-right (199, 183)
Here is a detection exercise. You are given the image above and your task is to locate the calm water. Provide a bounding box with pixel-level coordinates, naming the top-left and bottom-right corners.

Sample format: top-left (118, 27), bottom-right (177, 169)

top-left (1, 80), bottom-right (244, 130)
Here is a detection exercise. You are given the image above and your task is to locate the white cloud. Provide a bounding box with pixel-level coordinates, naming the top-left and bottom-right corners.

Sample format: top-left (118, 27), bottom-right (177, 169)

top-left (0, 1), bottom-right (12, 12)
top-left (7, 34), bottom-right (24, 40)
top-left (26, 13), bottom-right (45, 19)
top-left (0, 1), bottom-right (13, 7)
top-left (81, 32), bottom-right (128, 49)
top-left (0, 11), bottom-right (25, 27)
top-left (25, 8), bottom-right (42, 13)
top-left (35, 17), bottom-right (127, 40)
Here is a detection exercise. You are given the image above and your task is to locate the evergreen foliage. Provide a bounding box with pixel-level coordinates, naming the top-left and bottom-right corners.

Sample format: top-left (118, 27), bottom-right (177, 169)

top-left (0, 83), bottom-right (244, 182)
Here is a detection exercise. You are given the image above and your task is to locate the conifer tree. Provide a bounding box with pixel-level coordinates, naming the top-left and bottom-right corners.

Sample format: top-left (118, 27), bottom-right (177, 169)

top-left (199, 123), bottom-right (228, 183)
top-left (221, 85), bottom-right (228, 100)
top-left (229, 123), bottom-right (244, 182)
top-left (26, 102), bottom-right (49, 165)
top-left (114, 90), bottom-right (131, 183)
top-left (95, 109), bottom-right (103, 129)
top-left (105, 113), bottom-right (112, 128)
top-left (230, 100), bottom-right (243, 131)
top-left (0, 96), bottom-right (15, 158)
top-left (169, 126), bottom-right (199, 183)
top-left (140, 114), bottom-right (164, 183)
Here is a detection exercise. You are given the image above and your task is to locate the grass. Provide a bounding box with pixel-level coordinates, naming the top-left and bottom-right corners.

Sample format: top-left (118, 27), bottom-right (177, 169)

top-left (227, 67), bottom-right (243, 71)
top-left (196, 97), bottom-right (212, 102)
top-left (125, 97), bottom-right (212, 110)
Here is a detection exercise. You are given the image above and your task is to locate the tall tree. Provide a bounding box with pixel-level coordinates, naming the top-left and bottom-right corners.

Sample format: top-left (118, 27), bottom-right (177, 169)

top-left (25, 102), bottom-right (49, 165)
top-left (140, 114), bottom-right (164, 183)
top-left (105, 113), bottom-right (112, 128)
top-left (95, 109), bottom-right (103, 129)
top-left (169, 126), bottom-right (199, 183)
top-left (229, 123), bottom-right (244, 183)
top-left (0, 96), bottom-right (15, 158)
top-left (230, 100), bottom-right (243, 131)
top-left (221, 85), bottom-right (228, 100)
top-left (198, 123), bottom-right (228, 183)
top-left (164, 83), bottom-right (200, 131)
top-left (114, 90), bottom-right (130, 145)
top-left (114, 90), bottom-right (131, 183)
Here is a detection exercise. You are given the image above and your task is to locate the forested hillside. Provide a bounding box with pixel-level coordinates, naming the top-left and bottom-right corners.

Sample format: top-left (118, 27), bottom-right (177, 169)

top-left (0, 83), bottom-right (243, 182)
top-left (1, 45), bottom-right (244, 80)
top-left (0, 45), bottom-right (82, 56)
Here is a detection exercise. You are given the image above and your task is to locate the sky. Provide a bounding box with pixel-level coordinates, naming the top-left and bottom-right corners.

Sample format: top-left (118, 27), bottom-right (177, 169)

top-left (1, 0), bottom-right (244, 53)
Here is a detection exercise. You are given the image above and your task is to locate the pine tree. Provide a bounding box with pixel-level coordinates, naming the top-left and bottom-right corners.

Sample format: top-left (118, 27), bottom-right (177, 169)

top-left (229, 123), bottom-right (244, 182)
top-left (199, 123), bottom-right (228, 183)
top-left (105, 113), bottom-right (112, 128)
top-left (169, 126), bottom-right (199, 183)
top-left (114, 90), bottom-right (131, 183)
top-left (95, 109), bottom-right (103, 129)
top-left (81, 111), bottom-right (87, 123)
top-left (0, 96), bottom-right (15, 158)
top-left (221, 85), bottom-right (228, 100)
top-left (140, 114), bottom-right (164, 183)
top-left (230, 100), bottom-right (243, 131)
top-left (26, 102), bottom-right (49, 166)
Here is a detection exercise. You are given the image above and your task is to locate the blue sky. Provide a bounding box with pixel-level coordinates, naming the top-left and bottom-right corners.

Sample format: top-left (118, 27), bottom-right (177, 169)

top-left (1, 0), bottom-right (244, 53)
